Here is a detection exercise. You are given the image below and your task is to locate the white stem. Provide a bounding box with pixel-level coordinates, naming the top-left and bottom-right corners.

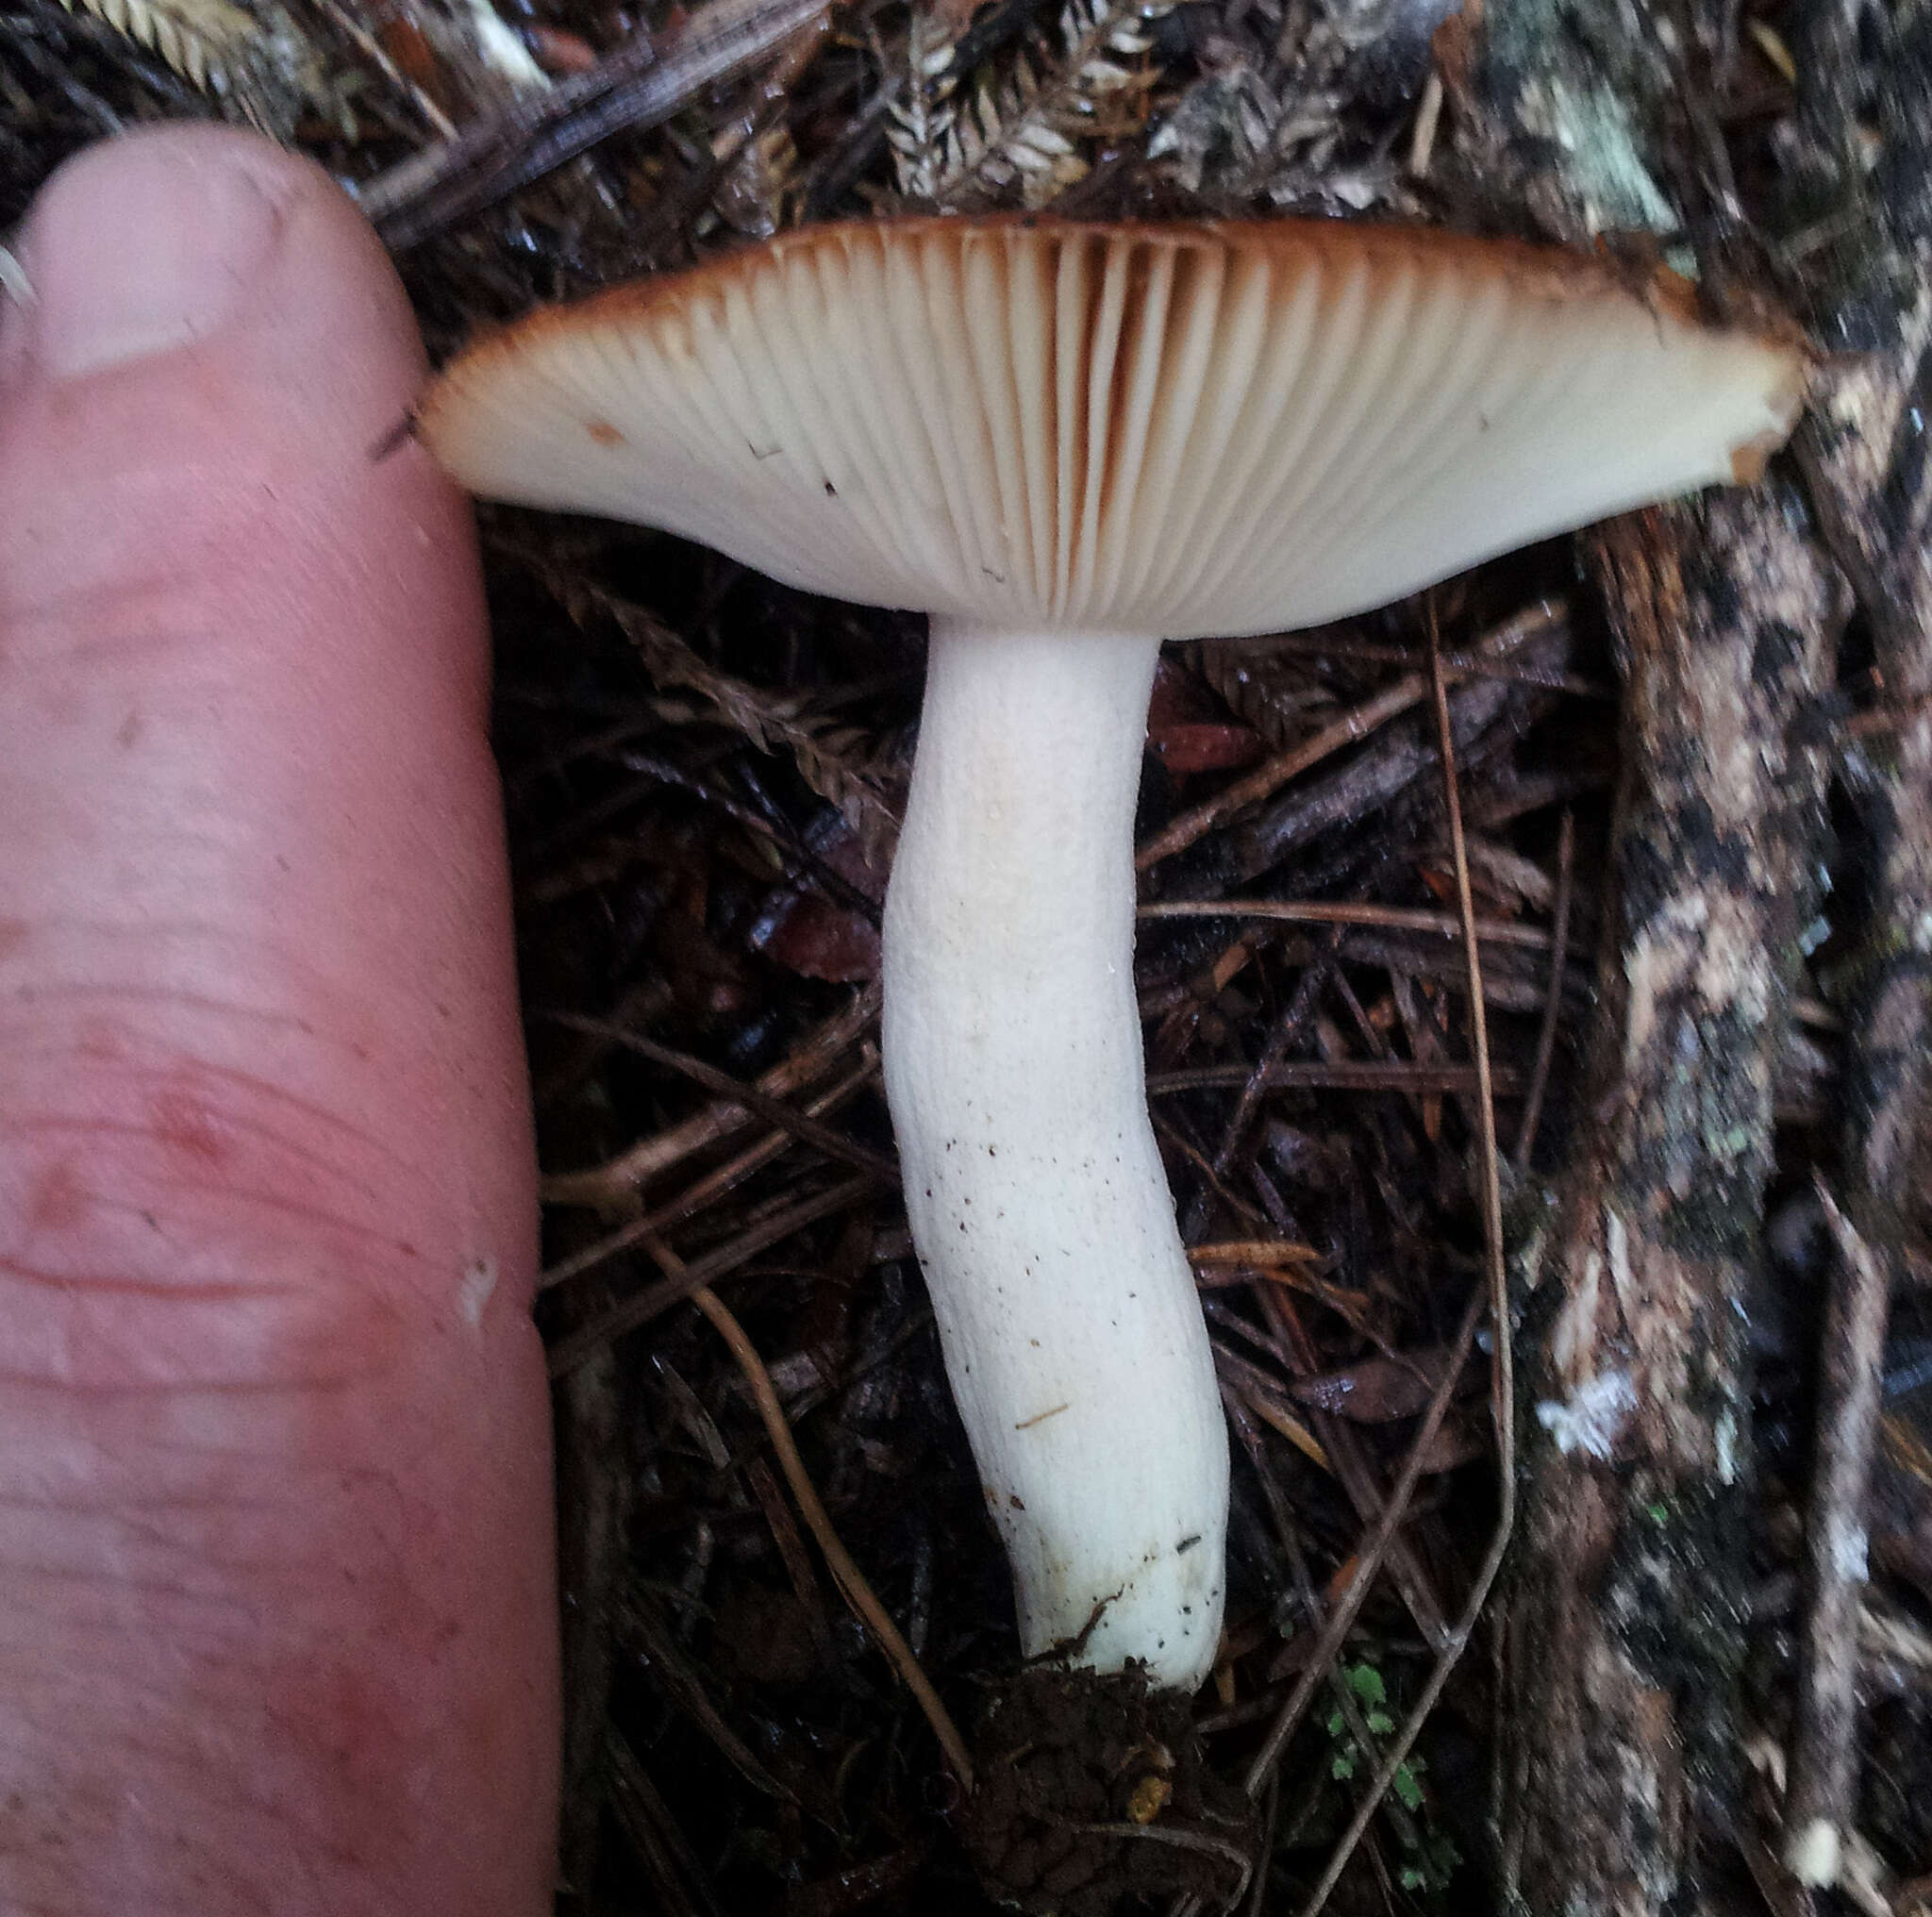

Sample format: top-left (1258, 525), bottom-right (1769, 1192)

top-left (882, 618), bottom-right (1227, 1691)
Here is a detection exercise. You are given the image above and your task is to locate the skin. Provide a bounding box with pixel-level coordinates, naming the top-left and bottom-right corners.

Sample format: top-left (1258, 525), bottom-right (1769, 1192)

top-left (0, 127), bottom-right (558, 1914)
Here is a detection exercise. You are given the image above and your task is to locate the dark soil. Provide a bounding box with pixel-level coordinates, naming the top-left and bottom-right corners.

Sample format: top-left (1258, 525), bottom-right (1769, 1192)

top-left (962, 1667), bottom-right (1257, 1915)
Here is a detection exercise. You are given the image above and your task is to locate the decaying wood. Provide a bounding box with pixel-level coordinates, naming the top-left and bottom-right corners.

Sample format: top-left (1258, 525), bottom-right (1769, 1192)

top-left (1501, 491), bottom-right (1842, 1915)
top-left (1777, 8), bottom-right (1932, 1892)
top-left (1440, 3), bottom-right (1932, 1908)
top-left (358, 0), bottom-right (829, 248)
top-left (1786, 1187), bottom-right (1893, 1891)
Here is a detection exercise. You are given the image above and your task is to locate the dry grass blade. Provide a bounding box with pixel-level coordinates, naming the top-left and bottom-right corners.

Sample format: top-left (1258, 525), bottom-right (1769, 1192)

top-left (1289, 605), bottom-right (1517, 1917)
top-left (675, 1257), bottom-right (976, 1792)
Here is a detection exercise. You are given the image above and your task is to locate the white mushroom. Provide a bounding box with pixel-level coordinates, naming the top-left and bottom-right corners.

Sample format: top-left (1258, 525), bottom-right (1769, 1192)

top-left (422, 218), bottom-right (1804, 1692)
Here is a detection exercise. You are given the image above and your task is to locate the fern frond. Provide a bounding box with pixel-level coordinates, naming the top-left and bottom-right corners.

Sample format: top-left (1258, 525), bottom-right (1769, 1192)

top-left (58, 0), bottom-right (258, 96)
top-left (931, 0), bottom-right (1171, 208)
top-left (889, 6), bottom-right (963, 203)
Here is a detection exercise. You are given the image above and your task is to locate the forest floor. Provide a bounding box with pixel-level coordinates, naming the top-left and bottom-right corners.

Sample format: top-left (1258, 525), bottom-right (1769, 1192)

top-left (3, 0), bottom-right (1928, 1911)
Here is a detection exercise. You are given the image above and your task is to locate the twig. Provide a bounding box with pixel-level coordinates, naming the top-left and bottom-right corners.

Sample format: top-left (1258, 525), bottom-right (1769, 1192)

top-left (1782, 1181), bottom-right (1891, 1890)
top-left (1511, 808), bottom-right (1574, 1169)
top-left (675, 1254), bottom-right (975, 1792)
top-left (1236, 1276), bottom-right (1486, 1798)
top-left (1136, 671), bottom-right (1443, 872)
top-left (1141, 896), bottom-right (1554, 951)
top-left (1135, 600), bottom-right (1560, 870)
top-left (545, 1174), bottom-right (874, 1375)
top-left (1228, 608), bottom-right (1594, 696)
top-left (1149, 1060), bottom-right (1524, 1095)
top-left (1208, 945), bottom-right (1333, 1176)
top-left (1190, 1240), bottom-right (1324, 1267)
top-left (544, 983), bottom-right (879, 1209)
top-left (613, 1590), bottom-right (793, 1799)
top-left (606, 1725), bottom-right (722, 1917)
top-left (537, 1010), bottom-right (898, 1185)
top-left (1254, 1286), bottom-right (1451, 1649)
top-left (1246, 1775), bottom-right (1280, 1917)
top-left (301, 0), bottom-right (458, 138)
top-left (1291, 601), bottom-right (1517, 1917)
top-left (1070, 1821), bottom-right (1254, 1903)
top-left (358, 0), bottom-right (830, 249)
top-left (1174, 1310), bottom-right (1486, 1917)
top-left (542, 1058), bottom-right (875, 1291)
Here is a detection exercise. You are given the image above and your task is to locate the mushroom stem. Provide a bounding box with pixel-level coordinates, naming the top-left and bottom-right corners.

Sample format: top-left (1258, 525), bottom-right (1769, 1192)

top-left (883, 618), bottom-right (1227, 1691)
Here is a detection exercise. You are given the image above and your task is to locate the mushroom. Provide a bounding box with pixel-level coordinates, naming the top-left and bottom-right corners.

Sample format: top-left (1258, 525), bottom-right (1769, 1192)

top-left (421, 218), bottom-right (1803, 1694)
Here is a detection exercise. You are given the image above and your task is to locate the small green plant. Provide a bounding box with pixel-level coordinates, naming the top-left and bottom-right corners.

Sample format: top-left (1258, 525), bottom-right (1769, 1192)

top-left (1320, 1661), bottom-right (1462, 1899)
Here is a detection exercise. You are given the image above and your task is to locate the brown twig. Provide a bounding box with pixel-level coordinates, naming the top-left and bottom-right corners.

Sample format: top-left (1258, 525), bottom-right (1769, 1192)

top-left (1135, 601), bottom-right (1561, 870)
top-left (1235, 608), bottom-right (1600, 698)
top-left (545, 1174), bottom-right (874, 1375)
top-left (1511, 808), bottom-right (1575, 1170)
top-left (1246, 1775), bottom-right (1281, 1917)
top-left (538, 1010), bottom-right (898, 1185)
top-left (1291, 601), bottom-right (1517, 1917)
top-left (1235, 1275), bottom-right (1486, 1799)
top-left (605, 1725), bottom-right (724, 1917)
top-left (1136, 672), bottom-right (1441, 873)
top-left (1190, 1239), bottom-right (1324, 1268)
top-left (544, 984), bottom-right (880, 1209)
top-left (1253, 1287), bottom-right (1451, 1648)
top-left (1140, 896), bottom-right (1554, 951)
top-left (1782, 1181), bottom-right (1891, 1889)
top-left (541, 1059), bottom-right (877, 1290)
top-left (1070, 1821), bottom-right (1254, 1903)
top-left (612, 1589), bottom-right (793, 1800)
top-left (675, 1255), bottom-right (976, 1792)
top-left (358, 0), bottom-right (830, 249)
top-left (1208, 946), bottom-right (1333, 1175)
top-left (1150, 1060), bottom-right (1524, 1095)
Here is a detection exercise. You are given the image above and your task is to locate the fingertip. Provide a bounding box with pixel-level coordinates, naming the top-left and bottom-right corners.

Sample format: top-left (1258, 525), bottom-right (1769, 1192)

top-left (2, 124), bottom-right (428, 443)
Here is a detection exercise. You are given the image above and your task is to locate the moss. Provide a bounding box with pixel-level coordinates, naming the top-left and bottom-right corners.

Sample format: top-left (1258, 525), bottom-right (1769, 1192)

top-left (1479, 0), bottom-right (1677, 234)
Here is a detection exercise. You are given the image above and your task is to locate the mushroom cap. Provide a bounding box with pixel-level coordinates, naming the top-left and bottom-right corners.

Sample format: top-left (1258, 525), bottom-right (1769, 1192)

top-left (421, 216), bottom-right (1805, 635)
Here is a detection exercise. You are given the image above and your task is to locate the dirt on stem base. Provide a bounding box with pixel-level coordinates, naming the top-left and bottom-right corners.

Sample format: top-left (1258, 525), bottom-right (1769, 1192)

top-left (961, 1665), bottom-right (1257, 1915)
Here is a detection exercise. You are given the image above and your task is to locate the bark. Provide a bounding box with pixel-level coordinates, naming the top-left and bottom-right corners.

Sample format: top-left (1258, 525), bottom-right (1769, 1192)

top-left (1501, 491), bottom-right (1841, 1917)
top-left (1777, 6), bottom-right (1932, 1890)
top-left (1436, 4), bottom-right (1873, 1909)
